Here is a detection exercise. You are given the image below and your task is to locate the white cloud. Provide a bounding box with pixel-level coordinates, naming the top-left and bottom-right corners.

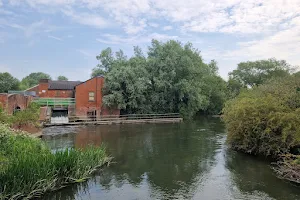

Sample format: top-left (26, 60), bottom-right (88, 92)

top-left (24, 20), bottom-right (45, 37)
top-left (0, 0), bottom-right (3, 7)
top-left (97, 33), bottom-right (178, 45)
top-left (9, 0), bottom-right (76, 7)
top-left (62, 9), bottom-right (108, 29)
top-left (10, 0), bottom-right (300, 35)
top-left (224, 16), bottom-right (300, 61)
top-left (77, 49), bottom-right (93, 57)
top-left (163, 26), bottom-right (172, 31)
top-left (149, 23), bottom-right (159, 28)
top-left (48, 35), bottom-right (63, 41)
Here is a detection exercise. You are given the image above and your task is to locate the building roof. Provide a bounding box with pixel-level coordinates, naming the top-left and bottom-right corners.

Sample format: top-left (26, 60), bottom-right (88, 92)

top-left (74, 76), bottom-right (104, 88)
top-left (48, 80), bottom-right (82, 90)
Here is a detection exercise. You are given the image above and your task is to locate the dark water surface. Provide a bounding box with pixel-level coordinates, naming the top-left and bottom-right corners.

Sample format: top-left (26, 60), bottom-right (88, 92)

top-left (42, 118), bottom-right (300, 200)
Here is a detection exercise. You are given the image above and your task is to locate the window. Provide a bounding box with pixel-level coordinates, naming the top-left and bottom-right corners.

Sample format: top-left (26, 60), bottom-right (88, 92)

top-left (89, 92), bottom-right (95, 101)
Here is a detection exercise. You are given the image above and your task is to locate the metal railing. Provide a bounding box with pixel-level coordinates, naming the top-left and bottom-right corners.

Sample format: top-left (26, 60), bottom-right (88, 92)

top-left (33, 98), bottom-right (75, 106)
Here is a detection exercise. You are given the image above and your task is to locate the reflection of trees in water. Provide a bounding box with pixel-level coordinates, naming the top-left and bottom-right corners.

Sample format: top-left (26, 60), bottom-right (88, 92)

top-left (43, 133), bottom-right (75, 151)
top-left (225, 150), bottom-right (300, 200)
top-left (97, 119), bottom-right (224, 199)
top-left (41, 181), bottom-right (90, 200)
top-left (42, 119), bottom-right (225, 199)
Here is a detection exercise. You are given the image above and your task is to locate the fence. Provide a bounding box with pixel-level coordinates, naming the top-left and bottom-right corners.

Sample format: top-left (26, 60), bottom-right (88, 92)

top-left (68, 113), bottom-right (181, 122)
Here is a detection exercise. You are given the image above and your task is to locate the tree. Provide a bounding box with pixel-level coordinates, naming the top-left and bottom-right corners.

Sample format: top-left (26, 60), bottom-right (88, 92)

top-left (0, 73), bottom-right (20, 93)
top-left (57, 76), bottom-right (68, 81)
top-left (294, 71), bottom-right (300, 77)
top-left (229, 58), bottom-right (292, 88)
top-left (99, 40), bottom-right (227, 117)
top-left (20, 72), bottom-right (51, 89)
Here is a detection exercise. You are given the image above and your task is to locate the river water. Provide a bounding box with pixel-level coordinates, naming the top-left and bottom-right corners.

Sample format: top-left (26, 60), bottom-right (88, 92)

top-left (42, 118), bottom-right (300, 200)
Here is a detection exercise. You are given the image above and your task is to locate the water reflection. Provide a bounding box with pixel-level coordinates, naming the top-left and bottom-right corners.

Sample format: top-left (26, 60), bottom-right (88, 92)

top-left (42, 118), bottom-right (300, 200)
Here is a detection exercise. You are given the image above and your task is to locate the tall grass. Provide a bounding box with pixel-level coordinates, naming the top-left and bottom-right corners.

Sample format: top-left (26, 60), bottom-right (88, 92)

top-left (0, 124), bottom-right (111, 200)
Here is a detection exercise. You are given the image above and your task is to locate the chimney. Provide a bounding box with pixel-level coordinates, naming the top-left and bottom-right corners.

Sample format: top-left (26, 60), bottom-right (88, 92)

top-left (39, 79), bottom-right (49, 83)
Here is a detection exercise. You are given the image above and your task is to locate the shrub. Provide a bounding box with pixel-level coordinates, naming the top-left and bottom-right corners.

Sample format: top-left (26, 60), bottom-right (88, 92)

top-left (0, 102), bottom-right (40, 127)
top-left (223, 75), bottom-right (300, 157)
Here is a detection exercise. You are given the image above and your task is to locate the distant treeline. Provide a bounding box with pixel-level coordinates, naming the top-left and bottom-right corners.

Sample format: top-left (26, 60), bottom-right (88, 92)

top-left (0, 72), bottom-right (68, 92)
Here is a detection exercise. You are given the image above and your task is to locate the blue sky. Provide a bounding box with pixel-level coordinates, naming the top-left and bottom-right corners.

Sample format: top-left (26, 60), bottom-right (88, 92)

top-left (0, 0), bottom-right (300, 81)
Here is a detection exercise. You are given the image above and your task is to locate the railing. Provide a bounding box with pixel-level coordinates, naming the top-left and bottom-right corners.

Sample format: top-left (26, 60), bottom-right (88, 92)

top-left (33, 98), bottom-right (75, 106)
top-left (69, 113), bottom-right (181, 122)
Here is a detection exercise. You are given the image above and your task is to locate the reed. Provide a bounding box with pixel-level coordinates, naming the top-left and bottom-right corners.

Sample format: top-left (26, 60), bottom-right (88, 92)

top-left (0, 124), bottom-right (111, 200)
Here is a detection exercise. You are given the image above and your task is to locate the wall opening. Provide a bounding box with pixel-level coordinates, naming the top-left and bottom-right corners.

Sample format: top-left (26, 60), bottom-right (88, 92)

top-left (87, 110), bottom-right (97, 121)
top-left (13, 106), bottom-right (21, 115)
top-left (51, 108), bottom-right (69, 124)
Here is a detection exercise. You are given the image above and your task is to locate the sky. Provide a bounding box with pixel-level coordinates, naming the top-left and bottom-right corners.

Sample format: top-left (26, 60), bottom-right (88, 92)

top-left (0, 0), bottom-right (300, 81)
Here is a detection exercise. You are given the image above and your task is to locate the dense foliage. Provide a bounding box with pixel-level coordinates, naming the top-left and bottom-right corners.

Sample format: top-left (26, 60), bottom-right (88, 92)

top-left (223, 75), bottom-right (300, 157)
top-left (94, 40), bottom-right (227, 117)
top-left (0, 124), bottom-right (110, 199)
top-left (0, 103), bottom-right (40, 127)
top-left (20, 72), bottom-right (52, 90)
top-left (0, 72), bottom-right (20, 93)
top-left (229, 58), bottom-right (292, 88)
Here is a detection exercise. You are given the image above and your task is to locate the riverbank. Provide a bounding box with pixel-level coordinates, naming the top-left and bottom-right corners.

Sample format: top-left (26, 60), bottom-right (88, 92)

top-left (0, 124), bottom-right (111, 200)
top-left (223, 75), bottom-right (300, 184)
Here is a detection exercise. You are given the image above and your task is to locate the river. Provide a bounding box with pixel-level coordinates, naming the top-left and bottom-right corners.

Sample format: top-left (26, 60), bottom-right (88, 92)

top-left (41, 117), bottom-right (300, 200)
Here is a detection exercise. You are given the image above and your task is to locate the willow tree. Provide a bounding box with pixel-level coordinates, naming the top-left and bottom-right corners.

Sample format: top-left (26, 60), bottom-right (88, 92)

top-left (95, 40), bottom-right (227, 118)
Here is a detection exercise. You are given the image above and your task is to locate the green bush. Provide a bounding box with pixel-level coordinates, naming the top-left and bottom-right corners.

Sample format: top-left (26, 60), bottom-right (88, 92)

top-left (0, 124), bottom-right (110, 199)
top-left (223, 75), bottom-right (300, 157)
top-left (0, 102), bottom-right (40, 127)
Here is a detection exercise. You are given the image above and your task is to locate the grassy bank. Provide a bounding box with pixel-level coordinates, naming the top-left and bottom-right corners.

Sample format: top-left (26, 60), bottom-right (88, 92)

top-left (0, 124), bottom-right (111, 200)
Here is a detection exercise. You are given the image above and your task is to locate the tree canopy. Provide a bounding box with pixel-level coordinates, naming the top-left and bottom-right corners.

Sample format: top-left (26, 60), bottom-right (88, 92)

top-left (229, 58), bottom-right (292, 88)
top-left (57, 76), bottom-right (68, 81)
top-left (0, 73), bottom-right (20, 93)
top-left (94, 40), bottom-right (227, 118)
top-left (20, 72), bottom-right (51, 90)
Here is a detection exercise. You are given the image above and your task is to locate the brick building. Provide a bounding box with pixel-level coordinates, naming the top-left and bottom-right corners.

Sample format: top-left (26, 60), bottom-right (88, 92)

top-left (75, 76), bottom-right (104, 118)
top-left (29, 79), bottom-right (82, 98)
top-left (33, 76), bottom-right (119, 119)
top-left (0, 76), bottom-right (119, 120)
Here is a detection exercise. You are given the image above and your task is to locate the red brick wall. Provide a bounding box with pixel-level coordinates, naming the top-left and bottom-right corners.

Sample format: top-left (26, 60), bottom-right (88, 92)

top-left (75, 77), bottom-right (104, 117)
top-left (35, 80), bottom-right (74, 98)
top-left (38, 81), bottom-right (49, 98)
top-left (0, 94), bottom-right (33, 114)
top-left (0, 94), bottom-right (7, 111)
top-left (46, 90), bottom-right (74, 98)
